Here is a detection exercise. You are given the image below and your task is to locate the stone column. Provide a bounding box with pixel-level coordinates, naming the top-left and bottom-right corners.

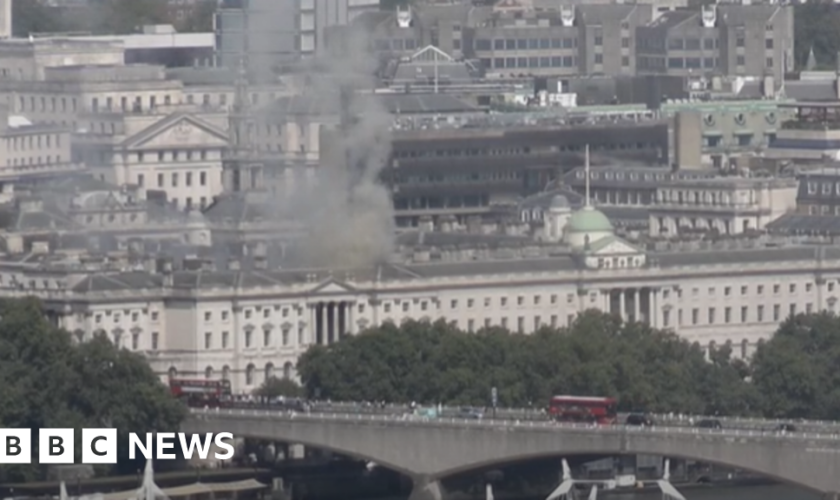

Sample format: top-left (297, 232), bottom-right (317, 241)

top-left (602, 289), bottom-right (611, 313)
top-left (319, 303), bottom-right (328, 345)
top-left (650, 289), bottom-right (659, 328)
top-left (633, 288), bottom-right (641, 323)
top-left (346, 302), bottom-right (355, 335)
top-left (308, 304), bottom-right (317, 346)
top-left (332, 303), bottom-right (341, 342)
top-left (619, 289), bottom-right (626, 322)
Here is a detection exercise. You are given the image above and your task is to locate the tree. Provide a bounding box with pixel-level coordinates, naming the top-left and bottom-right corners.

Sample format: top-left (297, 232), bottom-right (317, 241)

top-left (296, 311), bottom-right (755, 416)
top-left (174, 0), bottom-right (216, 33)
top-left (0, 298), bottom-right (185, 482)
top-left (751, 313), bottom-right (840, 420)
top-left (12, 0), bottom-right (63, 36)
top-left (255, 376), bottom-right (304, 399)
top-left (89, 0), bottom-right (170, 34)
top-left (794, 1), bottom-right (840, 70)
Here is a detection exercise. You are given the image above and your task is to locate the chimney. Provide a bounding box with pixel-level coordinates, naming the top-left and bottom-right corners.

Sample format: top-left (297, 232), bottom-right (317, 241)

top-left (762, 74), bottom-right (774, 99)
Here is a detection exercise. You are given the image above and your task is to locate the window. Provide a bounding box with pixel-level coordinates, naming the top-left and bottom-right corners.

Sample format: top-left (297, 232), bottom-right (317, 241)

top-left (204, 333), bottom-right (211, 349)
top-left (594, 54), bottom-right (603, 64)
top-left (765, 39), bottom-right (773, 49)
top-left (692, 308), bottom-right (699, 325)
top-left (200, 171), bottom-right (207, 186)
top-left (222, 331), bottom-right (229, 348)
top-left (741, 306), bottom-right (748, 323)
top-left (757, 305), bottom-right (764, 322)
top-left (724, 307), bottom-right (731, 323)
top-left (737, 55), bottom-right (745, 66)
top-left (151, 332), bottom-right (159, 350)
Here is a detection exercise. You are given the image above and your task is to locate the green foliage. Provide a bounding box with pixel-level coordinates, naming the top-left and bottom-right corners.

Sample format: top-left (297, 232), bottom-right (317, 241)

top-left (751, 312), bottom-right (840, 420)
top-left (794, 1), bottom-right (840, 70)
top-left (13, 0), bottom-right (181, 36)
top-left (255, 376), bottom-right (304, 398)
top-left (0, 298), bottom-right (185, 483)
top-left (297, 311), bottom-right (757, 415)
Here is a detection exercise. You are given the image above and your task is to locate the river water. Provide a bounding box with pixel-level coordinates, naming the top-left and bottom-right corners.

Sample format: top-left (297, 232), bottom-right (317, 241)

top-left (597, 484), bottom-right (820, 500)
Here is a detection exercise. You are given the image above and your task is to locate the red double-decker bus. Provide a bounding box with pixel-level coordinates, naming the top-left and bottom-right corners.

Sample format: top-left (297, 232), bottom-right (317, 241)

top-left (169, 378), bottom-right (232, 407)
top-left (548, 395), bottom-right (618, 424)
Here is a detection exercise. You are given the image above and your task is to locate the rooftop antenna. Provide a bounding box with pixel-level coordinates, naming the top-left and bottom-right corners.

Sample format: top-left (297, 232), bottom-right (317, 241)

top-left (584, 144), bottom-right (591, 208)
top-left (434, 50), bottom-right (439, 94)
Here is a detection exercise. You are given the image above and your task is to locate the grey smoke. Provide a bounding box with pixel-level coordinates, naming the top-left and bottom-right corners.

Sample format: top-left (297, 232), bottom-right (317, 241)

top-left (281, 27), bottom-right (395, 269)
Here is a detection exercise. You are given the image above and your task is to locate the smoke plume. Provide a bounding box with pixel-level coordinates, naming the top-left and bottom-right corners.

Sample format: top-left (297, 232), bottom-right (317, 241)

top-left (283, 26), bottom-right (395, 269)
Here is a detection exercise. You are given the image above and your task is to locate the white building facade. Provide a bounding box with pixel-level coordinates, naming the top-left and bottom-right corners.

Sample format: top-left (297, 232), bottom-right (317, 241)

top-left (8, 202), bottom-right (837, 393)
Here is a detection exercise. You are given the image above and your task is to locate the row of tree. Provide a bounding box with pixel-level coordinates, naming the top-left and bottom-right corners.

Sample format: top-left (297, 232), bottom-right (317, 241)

top-left (296, 310), bottom-right (840, 420)
top-left (2, 297), bottom-right (837, 482)
top-left (13, 0), bottom-right (215, 37)
top-left (0, 298), bottom-right (185, 483)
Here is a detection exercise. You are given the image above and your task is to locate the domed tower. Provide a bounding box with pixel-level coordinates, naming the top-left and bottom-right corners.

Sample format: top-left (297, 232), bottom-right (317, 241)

top-left (563, 145), bottom-right (615, 250)
top-left (563, 207), bottom-right (614, 250)
top-left (543, 194), bottom-right (572, 242)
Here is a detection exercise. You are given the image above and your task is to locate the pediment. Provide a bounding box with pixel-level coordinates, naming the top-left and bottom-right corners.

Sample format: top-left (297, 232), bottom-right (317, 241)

top-left (311, 279), bottom-right (356, 295)
top-left (590, 237), bottom-right (642, 256)
top-left (123, 115), bottom-right (229, 150)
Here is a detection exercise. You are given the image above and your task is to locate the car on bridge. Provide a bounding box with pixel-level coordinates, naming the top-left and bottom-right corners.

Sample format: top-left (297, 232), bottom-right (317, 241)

top-left (624, 413), bottom-right (655, 427)
top-left (459, 407), bottom-right (484, 419)
top-left (695, 419), bottom-right (723, 429)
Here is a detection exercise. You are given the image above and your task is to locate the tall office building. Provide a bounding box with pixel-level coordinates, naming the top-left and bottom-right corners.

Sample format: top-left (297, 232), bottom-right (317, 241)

top-left (214, 0), bottom-right (378, 78)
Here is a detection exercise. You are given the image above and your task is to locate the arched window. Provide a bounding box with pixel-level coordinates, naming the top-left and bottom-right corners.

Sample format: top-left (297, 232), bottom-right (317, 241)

top-left (222, 365), bottom-right (230, 381)
top-left (265, 363), bottom-right (274, 381)
top-left (205, 366), bottom-right (214, 379)
top-left (283, 362), bottom-right (293, 380)
top-left (246, 363), bottom-right (255, 385)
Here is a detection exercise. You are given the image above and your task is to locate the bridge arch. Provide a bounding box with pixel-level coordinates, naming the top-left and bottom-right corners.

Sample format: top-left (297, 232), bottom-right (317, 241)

top-left (183, 413), bottom-right (840, 495)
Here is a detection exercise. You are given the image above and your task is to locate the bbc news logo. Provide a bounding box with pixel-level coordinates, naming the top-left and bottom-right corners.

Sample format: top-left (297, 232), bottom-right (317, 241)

top-left (0, 430), bottom-right (235, 464)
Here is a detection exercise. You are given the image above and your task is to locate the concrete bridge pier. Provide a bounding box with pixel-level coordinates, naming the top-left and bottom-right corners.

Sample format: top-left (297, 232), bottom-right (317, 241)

top-left (408, 476), bottom-right (443, 500)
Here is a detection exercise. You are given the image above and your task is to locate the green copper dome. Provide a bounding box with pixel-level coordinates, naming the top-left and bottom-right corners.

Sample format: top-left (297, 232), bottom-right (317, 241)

top-left (565, 207), bottom-right (614, 233)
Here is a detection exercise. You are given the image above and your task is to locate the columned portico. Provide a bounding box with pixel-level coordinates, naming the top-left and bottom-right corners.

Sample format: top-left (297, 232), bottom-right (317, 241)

top-left (608, 288), bottom-right (657, 326)
top-left (310, 301), bottom-right (354, 345)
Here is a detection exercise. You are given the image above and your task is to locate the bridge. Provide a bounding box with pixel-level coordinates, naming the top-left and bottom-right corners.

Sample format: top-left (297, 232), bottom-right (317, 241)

top-left (239, 401), bottom-right (840, 433)
top-left (184, 408), bottom-right (840, 500)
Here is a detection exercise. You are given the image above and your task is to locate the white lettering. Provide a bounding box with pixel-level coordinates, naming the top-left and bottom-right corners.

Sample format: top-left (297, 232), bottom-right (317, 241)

top-left (213, 432), bottom-right (235, 460)
top-left (156, 432), bottom-right (177, 459)
top-left (177, 433), bottom-right (214, 460)
top-left (128, 433), bottom-right (153, 460)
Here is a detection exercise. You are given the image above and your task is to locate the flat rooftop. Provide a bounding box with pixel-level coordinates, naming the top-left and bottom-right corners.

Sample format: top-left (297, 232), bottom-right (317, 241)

top-left (62, 32), bottom-right (214, 50)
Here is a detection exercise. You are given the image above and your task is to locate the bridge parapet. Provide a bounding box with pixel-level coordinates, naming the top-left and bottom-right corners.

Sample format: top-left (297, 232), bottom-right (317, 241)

top-left (184, 408), bottom-right (840, 496)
